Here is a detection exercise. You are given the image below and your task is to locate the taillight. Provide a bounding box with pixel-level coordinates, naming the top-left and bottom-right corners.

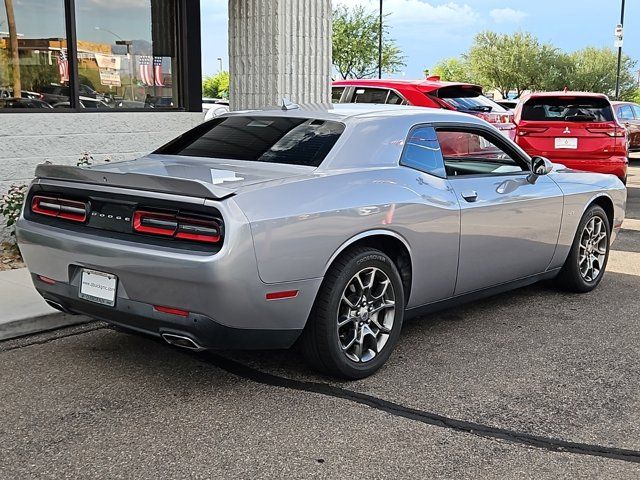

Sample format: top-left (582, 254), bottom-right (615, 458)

top-left (586, 127), bottom-right (625, 137)
top-left (133, 209), bottom-right (221, 244)
top-left (31, 196), bottom-right (87, 222)
top-left (517, 126), bottom-right (549, 136)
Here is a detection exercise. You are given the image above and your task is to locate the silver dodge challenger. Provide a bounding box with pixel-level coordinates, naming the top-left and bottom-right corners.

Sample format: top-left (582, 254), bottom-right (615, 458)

top-left (16, 105), bottom-right (626, 378)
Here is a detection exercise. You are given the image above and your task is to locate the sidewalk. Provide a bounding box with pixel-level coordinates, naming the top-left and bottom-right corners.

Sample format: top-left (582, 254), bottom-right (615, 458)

top-left (0, 268), bottom-right (87, 340)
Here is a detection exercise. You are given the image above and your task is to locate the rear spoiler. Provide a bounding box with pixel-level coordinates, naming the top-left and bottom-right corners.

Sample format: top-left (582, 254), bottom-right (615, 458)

top-left (34, 164), bottom-right (236, 200)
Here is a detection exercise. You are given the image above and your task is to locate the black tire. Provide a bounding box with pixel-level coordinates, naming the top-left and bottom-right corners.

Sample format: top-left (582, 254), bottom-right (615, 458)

top-left (301, 247), bottom-right (405, 379)
top-left (554, 204), bottom-right (610, 293)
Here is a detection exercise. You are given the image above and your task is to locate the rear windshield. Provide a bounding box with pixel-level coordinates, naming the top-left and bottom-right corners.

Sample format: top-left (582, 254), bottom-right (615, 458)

top-left (521, 97), bottom-right (614, 122)
top-left (430, 86), bottom-right (508, 113)
top-left (156, 116), bottom-right (345, 167)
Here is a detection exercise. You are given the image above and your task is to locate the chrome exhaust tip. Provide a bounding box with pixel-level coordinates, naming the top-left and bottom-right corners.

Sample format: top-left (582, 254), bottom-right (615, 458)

top-left (45, 300), bottom-right (75, 315)
top-left (161, 333), bottom-right (206, 352)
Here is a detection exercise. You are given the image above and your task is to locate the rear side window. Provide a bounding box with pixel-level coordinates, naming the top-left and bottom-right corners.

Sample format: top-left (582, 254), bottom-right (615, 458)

top-left (155, 116), bottom-right (345, 167)
top-left (400, 126), bottom-right (446, 178)
top-left (352, 88), bottom-right (389, 104)
top-left (632, 105), bottom-right (640, 119)
top-left (522, 97), bottom-right (614, 122)
top-left (617, 104), bottom-right (634, 120)
top-left (431, 86), bottom-right (508, 113)
top-left (331, 87), bottom-right (345, 103)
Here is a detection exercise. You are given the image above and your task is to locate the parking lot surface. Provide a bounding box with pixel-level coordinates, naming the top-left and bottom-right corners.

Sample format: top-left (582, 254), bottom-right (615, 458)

top-left (1, 163), bottom-right (639, 479)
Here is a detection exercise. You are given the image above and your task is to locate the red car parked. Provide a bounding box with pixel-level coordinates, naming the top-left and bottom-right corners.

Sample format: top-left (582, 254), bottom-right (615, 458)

top-left (332, 78), bottom-right (516, 138)
top-left (514, 92), bottom-right (628, 183)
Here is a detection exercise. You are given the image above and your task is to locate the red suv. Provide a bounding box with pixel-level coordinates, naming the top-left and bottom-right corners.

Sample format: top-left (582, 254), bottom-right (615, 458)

top-left (332, 78), bottom-right (516, 138)
top-left (514, 92), bottom-right (628, 182)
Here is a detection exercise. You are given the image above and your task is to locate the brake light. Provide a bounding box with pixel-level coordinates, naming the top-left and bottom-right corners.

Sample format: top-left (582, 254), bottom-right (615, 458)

top-left (517, 126), bottom-right (549, 136)
top-left (31, 196), bottom-right (87, 222)
top-left (133, 209), bottom-right (221, 244)
top-left (586, 128), bottom-right (625, 137)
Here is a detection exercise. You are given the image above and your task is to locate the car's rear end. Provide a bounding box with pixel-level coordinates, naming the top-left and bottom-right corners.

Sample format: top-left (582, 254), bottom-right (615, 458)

top-left (15, 113), bottom-right (347, 351)
top-left (419, 80), bottom-right (516, 139)
top-left (515, 92), bottom-right (628, 182)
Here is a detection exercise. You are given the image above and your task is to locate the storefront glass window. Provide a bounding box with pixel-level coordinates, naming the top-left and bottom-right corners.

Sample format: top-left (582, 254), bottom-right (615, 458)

top-left (74, 0), bottom-right (177, 109)
top-left (0, 0), bottom-right (67, 109)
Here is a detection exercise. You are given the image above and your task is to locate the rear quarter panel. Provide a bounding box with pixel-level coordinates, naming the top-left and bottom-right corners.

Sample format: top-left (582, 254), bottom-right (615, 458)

top-left (233, 167), bottom-right (461, 308)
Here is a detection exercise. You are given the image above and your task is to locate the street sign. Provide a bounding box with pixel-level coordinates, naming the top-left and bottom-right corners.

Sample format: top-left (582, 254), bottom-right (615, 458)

top-left (615, 23), bottom-right (623, 48)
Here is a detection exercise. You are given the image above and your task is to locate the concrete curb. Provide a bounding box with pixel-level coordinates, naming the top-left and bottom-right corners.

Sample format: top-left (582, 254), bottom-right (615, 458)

top-left (0, 312), bottom-right (91, 342)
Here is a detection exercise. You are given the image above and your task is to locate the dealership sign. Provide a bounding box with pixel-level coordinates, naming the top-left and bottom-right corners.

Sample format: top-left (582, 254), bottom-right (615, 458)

top-left (95, 53), bottom-right (122, 87)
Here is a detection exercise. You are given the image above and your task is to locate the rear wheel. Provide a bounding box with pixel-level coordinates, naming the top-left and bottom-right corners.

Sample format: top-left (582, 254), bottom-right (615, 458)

top-left (554, 205), bottom-right (610, 293)
top-left (301, 247), bottom-right (405, 379)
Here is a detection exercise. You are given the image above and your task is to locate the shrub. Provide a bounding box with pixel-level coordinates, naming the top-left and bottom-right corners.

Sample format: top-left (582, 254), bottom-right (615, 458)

top-left (1, 184), bottom-right (28, 237)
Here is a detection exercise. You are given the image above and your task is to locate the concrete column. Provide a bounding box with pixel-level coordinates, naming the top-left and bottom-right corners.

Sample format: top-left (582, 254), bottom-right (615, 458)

top-left (228, 0), bottom-right (332, 110)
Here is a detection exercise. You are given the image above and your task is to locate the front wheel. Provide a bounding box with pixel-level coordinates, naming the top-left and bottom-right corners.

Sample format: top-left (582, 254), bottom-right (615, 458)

top-left (301, 247), bottom-right (405, 379)
top-left (554, 204), bottom-right (610, 293)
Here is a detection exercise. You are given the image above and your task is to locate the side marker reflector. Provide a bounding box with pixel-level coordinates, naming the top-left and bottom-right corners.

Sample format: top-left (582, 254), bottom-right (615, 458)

top-left (38, 275), bottom-right (56, 285)
top-left (266, 290), bottom-right (299, 301)
top-left (154, 305), bottom-right (190, 317)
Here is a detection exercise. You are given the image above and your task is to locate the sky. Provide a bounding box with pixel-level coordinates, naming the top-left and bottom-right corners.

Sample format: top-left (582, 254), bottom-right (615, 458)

top-left (201, 0), bottom-right (640, 80)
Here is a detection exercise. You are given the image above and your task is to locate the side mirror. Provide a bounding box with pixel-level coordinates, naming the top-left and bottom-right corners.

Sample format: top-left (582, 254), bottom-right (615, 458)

top-left (528, 156), bottom-right (553, 184)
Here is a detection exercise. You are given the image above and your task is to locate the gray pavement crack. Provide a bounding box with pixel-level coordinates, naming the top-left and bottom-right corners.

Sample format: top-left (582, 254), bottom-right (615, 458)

top-left (205, 352), bottom-right (640, 465)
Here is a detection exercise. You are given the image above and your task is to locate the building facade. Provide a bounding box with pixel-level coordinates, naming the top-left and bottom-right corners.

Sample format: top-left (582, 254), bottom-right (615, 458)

top-left (1, 0), bottom-right (333, 240)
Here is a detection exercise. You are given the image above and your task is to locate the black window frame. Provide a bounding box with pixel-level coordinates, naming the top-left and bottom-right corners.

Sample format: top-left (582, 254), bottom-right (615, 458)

top-left (1, 0), bottom-right (201, 114)
top-left (433, 124), bottom-right (530, 179)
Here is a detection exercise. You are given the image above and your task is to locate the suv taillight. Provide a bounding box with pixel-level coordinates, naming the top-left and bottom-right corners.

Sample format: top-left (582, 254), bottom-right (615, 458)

top-left (133, 210), bottom-right (221, 244)
top-left (586, 127), bottom-right (625, 137)
top-left (31, 196), bottom-right (87, 222)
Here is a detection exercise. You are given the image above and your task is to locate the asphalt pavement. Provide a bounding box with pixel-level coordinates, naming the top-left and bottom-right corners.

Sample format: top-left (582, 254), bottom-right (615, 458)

top-left (1, 162), bottom-right (639, 479)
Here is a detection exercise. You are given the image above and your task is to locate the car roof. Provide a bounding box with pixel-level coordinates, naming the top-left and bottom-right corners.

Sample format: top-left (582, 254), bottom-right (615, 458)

top-left (523, 91), bottom-right (610, 99)
top-left (333, 78), bottom-right (481, 92)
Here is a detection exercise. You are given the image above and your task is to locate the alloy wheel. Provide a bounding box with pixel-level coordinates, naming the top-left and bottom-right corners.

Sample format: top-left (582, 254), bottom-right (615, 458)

top-left (337, 267), bottom-right (396, 363)
top-left (579, 216), bottom-right (608, 282)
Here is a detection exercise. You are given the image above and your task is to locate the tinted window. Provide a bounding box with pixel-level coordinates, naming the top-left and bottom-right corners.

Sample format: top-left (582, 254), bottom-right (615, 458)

top-left (436, 129), bottom-right (525, 177)
top-left (386, 91), bottom-right (404, 105)
top-left (633, 105), bottom-right (640, 119)
top-left (156, 116), bottom-right (345, 167)
top-left (352, 88), bottom-right (389, 104)
top-left (431, 86), bottom-right (507, 113)
top-left (522, 97), bottom-right (614, 122)
top-left (400, 127), bottom-right (446, 178)
top-left (331, 87), bottom-right (345, 103)
top-left (617, 104), bottom-right (634, 120)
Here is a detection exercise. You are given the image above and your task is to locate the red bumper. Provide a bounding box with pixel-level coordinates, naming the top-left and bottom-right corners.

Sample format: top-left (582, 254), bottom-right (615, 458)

top-left (550, 156), bottom-right (628, 181)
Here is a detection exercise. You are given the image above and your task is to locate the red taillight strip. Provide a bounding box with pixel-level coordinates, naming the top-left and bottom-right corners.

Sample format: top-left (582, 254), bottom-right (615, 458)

top-left (133, 209), bottom-right (222, 244)
top-left (154, 305), bottom-right (190, 317)
top-left (31, 196), bottom-right (87, 222)
top-left (266, 290), bottom-right (299, 301)
top-left (133, 211), bottom-right (177, 236)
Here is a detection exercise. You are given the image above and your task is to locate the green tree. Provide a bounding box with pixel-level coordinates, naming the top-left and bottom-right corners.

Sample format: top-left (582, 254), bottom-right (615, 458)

top-left (202, 71), bottom-right (230, 99)
top-left (429, 58), bottom-right (476, 83)
top-left (568, 47), bottom-right (637, 99)
top-left (467, 31), bottom-right (561, 98)
top-left (332, 5), bottom-right (405, 79)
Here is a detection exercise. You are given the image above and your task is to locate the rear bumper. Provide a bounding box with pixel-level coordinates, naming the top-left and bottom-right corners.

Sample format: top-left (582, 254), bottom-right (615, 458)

top-left (35, 274), bottom-right (301, 349)
top-left (549, 156), bottom-right (628, 180)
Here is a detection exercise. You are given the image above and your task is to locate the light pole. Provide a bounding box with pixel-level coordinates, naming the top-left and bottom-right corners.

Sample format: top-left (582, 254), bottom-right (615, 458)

top-left (378, 0), bottom-right (383, 79)
top-left (614, 0), bottom-right (626, 100)
top-left (217, 57), bottom-right (223, 72)
top-left (95, 26), bottom-right (134, 100)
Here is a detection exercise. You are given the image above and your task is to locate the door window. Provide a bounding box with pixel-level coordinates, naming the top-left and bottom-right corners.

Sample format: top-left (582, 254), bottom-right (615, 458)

top-left (436, 129), bottom-right (526, 177)
top-left (400, 126), bottom-right (446, 177)
top-left (631, 105), bottom-right (640, 119)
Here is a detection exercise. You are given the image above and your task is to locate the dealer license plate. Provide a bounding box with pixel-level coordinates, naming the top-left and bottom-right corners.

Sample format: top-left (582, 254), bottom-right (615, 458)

top-left (79, 269), bottom-right (117, 307)
top-left (554, 137), bottom-right (578, 149)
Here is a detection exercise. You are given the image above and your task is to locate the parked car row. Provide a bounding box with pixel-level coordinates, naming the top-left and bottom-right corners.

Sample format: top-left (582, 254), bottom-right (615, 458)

top-left (332, 78), bottom-right (635, 183)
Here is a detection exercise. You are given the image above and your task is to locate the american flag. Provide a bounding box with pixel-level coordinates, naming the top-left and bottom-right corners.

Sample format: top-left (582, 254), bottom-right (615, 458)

top-left (57, 49), bottom-right (69, 83)
top-left (138, 56), bottom-right (165, 87)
